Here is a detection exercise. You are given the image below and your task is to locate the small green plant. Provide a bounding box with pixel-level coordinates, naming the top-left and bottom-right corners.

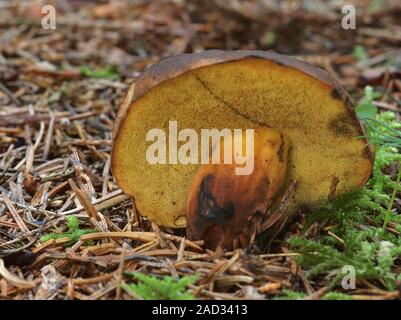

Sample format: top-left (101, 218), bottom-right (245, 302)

top-left (40, 216), bottom-right (96, 246)
top-left (363, 117), bottom-right (401, 148)
top-left (275, 288), bottom-right (352, 301)
top-left (355, 85), bottom-right (380, 119)
top-left (352, 45), bottom-right (368, 62)
top-left (274, 289), bottom-right (307, 300)
top-left (323, 292), bottom-right (353, 300)
top-left (79, 64), bottom-right (118, 79)
top-left (277, 290), bottom-right (355, 300)
top-left (122, 272), bottom-right (198, 300)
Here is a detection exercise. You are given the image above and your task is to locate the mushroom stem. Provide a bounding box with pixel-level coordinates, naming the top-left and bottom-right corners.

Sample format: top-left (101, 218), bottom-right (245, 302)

top-left (186, 128), bottom-right (289, 250)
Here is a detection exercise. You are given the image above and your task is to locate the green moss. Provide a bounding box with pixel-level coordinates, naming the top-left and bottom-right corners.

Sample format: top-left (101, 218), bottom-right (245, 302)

top-left (122, 272), bottom-right (198, 300)
top-left (274, 289), bottom-right (307, 300)
top-left (275, 289), bottom-right (353, 301)
top-left (352, 45), bottom-right (368, 62)
top-left (323, 292), bottom-right (353, 300)
top-left (79, 65), bottom-right (118, 79)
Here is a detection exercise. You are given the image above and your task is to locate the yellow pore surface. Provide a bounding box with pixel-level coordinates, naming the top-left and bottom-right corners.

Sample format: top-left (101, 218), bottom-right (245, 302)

top-left (112, 58), bottom-right (372, 228)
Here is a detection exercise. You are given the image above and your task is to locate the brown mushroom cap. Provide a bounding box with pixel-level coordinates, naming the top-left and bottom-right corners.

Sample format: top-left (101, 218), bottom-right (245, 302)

top-left (111, 50), bottom-right (374, 228)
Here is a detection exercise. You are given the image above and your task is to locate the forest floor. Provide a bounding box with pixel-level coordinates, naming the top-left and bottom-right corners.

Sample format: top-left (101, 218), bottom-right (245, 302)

top-left (0, 0), bottom-right (401, 300)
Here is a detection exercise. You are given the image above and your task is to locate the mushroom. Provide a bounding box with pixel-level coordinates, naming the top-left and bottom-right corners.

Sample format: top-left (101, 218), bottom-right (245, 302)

top-left (111, 50), bottom-right (373, 246)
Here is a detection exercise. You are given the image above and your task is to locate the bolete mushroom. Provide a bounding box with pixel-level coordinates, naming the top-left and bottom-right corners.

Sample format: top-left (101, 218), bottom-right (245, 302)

top-left (111, 50), bottom-right (373, 246)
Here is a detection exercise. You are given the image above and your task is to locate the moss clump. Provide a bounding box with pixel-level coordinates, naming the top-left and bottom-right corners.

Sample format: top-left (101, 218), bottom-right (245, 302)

top-left (323, 292), bottom-right (353, 300)
top-left (122, 272), bottom-right (198, 300)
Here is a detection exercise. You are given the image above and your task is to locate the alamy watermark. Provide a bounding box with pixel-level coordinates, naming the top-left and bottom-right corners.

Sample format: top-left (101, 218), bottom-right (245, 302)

top-left (145, 121), bottom-right (255, 175)
top-left (41, 5), bottom-right (56, 30)
top-left (342, 5), bottom-right (356, 30)
top-left (40, 4), bottom-right (357, 31)
top-left (341, 265), bottom-right (356, 290)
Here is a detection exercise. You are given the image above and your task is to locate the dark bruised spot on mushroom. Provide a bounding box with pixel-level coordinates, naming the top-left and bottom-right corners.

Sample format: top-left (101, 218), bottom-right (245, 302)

top-left (198, 174), bottom-right (235, 223)
top-left (328, 176), bottom-right (340, 200)
top-left (197, 174), bottom-right (215, 216)
top-left (277, 133), bottom-right (285, 162)
top-left (328, 113), bottom-right (355, 137)
top-left (330, 87), bottom-right (343, 101)
top-left (208, 202), bottom-right (236, 225)
top-left (362, 145), bottom-right (374, 161)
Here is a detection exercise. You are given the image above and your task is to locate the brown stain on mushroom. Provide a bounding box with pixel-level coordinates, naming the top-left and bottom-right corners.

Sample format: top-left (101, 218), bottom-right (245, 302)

top-left (330, 87), bottom-right (342, 101)
top-left (328, 176), bottom-right (340, 200)
top-left (362, 145), bottom-right (373, 160)
top-left (277, 133), bottom-right (285, 162)
top-left (198, 174), bottom-right (235, 222)
top-left (328, 113), bottom-right (355, 137)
